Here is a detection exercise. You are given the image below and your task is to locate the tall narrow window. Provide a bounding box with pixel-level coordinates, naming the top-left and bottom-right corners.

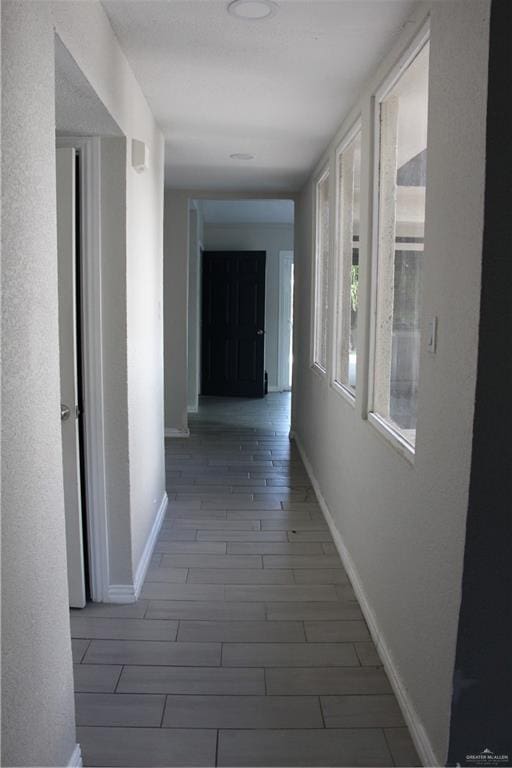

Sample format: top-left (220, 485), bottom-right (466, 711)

top-left (372, 38), bottom-right (429, 449)
top-left (334, 126), bottom-right (361, 394)
top-left (312, 169), bottom-right (330, 371)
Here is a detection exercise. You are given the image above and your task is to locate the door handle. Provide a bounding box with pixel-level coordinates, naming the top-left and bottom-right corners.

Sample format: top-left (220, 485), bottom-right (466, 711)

top-left (61, 404), bottom-right (71, 421)
top-left (256, 329), bottom-right (265, 336)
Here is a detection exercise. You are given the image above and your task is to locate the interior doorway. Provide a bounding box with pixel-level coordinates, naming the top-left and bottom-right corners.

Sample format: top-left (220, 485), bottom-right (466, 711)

top-left (55, 34), bottom-right (124, 606)
top-left (187, 198), bottom-right (295, 406)
top-left (56, 146), bottom-right (88, 607)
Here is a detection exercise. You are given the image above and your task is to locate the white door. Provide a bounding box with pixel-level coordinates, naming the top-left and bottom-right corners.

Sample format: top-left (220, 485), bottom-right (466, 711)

top-left (56, 147), bottom-right (86, 608)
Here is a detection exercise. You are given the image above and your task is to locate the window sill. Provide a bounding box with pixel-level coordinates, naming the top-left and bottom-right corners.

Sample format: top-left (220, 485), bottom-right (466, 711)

top-left (367, 412), bottom-right (415, 465)
top-left (331, 379), bottom-right (356, 406)
top-left (310, 362), bottom-right (327, 380)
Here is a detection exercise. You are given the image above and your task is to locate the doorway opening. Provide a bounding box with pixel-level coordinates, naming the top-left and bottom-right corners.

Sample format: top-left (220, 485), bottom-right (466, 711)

top-left (55, 35), bottom-right (123, 607)
top-left (187, 198), bottom-right (295, 410)
top-left (56, 144), bottom-right (88, 607)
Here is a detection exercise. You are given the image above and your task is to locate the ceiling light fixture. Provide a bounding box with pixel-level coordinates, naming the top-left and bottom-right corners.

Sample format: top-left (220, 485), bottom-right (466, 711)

top-left (230, 153), bottom-right (255, 160)
top-left (227, 0), bottom-right (278, 22)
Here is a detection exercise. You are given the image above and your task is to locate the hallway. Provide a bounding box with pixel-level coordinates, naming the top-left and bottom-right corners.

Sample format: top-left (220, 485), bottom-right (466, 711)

top-left (71, 394), bottom-right (419, 767)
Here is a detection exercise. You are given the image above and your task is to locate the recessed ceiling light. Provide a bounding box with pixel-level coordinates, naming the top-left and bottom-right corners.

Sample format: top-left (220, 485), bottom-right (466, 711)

top-left (227, 0), bottom-right (278, 22)
top-left (230, 153), bottom-right (255, 160)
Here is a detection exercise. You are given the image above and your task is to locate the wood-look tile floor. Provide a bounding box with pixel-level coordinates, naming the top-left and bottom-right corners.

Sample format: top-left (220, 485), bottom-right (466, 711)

top-left (72, 393), bottom-right (420, 767)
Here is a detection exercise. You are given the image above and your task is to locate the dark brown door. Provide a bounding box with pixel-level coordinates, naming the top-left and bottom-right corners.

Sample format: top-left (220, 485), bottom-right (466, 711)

top-left (201, 251), bottom-right (266, 397)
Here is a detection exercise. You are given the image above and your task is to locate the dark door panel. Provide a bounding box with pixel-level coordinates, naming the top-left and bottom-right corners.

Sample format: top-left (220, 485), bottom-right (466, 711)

top-left (202, 251), bottom-right (266, 397)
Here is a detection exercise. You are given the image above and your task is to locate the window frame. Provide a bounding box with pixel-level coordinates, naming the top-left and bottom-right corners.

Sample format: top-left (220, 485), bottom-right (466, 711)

top-left (311, 164), bottom-right (331, 376)
top-left (368, 21), bottom-right (431, 461)
top-left (331, 117), bottom-right (362, 405)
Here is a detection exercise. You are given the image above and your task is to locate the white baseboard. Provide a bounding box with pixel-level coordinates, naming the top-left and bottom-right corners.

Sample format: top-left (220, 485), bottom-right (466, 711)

top-left (105, 493), bottom-right (168, 604)
top-left (67, 743), bottom-right (82, 767)
top-left (292, 432), bottom-right (439, 768)
top-left (105, 583), bottom-right (137, 603)
top-left (133, 492), bottom-right (168, 598)
top-left (165, 427), bottom-right (190, 438)
top-left (187, 405), bottom-right (198, 413)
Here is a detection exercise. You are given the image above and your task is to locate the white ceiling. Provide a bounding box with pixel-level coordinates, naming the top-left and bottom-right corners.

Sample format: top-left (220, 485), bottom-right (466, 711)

top-left (198, 199), bottom-right (294, 225)
top-left (102, 0), bottom-right (420, 192)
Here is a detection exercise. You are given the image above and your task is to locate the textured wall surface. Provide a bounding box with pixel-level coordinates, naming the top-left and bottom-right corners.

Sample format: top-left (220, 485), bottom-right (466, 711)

top-left (292, 1), bottom-right (490, 763)
top-left (1, 3), bottom-right (77, 765)
top-left (1, 1), bottom-right (165, 764)
top-left (203, 223), bottom-right (294, 390)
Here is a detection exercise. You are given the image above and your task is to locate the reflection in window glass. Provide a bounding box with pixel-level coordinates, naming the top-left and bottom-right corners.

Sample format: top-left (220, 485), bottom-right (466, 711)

top-left (373, 41), bottom-right (429, 447)
top-left (313, 170), bottom-right (330, 371)
top-left (335, 128), bottom-right (361, 393)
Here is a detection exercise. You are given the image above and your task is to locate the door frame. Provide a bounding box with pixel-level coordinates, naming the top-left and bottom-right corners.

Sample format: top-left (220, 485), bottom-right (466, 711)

top-left (278, 250), bottom-right (294, 391)
top-left (57, 135), bottom-right (109, 602)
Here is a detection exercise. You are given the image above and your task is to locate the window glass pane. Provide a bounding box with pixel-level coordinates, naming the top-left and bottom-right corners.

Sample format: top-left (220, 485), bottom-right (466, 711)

top-left (313, 171), bottom-right (330, 370)
top-left (335, 129), bottom-right (361, 392)
top-left (373, 41), bottom-right (429, 447)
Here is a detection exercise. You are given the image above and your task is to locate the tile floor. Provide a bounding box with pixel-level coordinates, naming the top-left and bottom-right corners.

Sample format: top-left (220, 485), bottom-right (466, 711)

top-left (71, 393), bottom-right (421, 767)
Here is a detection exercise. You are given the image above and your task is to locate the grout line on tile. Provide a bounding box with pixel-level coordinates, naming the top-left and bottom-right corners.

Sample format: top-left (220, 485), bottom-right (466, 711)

top-left (113, 665), bottom-right (124, 692)
top-left (215, 729), bottom-right (220, 767)
top-left (159, 695), bottom-right (168, 728)
top-left (383, 727), bottom-right (398, 766)
top-left (318, 695), bottom-right (327, 728)
top-left (78, 639), bottom-right (91, 663)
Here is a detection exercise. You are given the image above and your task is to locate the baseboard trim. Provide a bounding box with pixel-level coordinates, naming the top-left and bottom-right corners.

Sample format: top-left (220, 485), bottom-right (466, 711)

top-left (67, 743), bottom-right (82, 767)
top-left (105, 583), bottom-right (137, 603)
top-left (187, 405), bottom-right (199, 413)
top-left (133, 492), bottom-right (168, 599)
top-left (292, 431), bottom-right (439, 768)
top-left (165, 427), bottom-right (190, 438)
top-left (105, 493), bottom-right (168, 604)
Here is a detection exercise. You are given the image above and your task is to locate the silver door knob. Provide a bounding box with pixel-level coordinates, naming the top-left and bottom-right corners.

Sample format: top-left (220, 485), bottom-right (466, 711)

top-left (61, 404), bottom-right (71, 421)
top-left (256, 329), bottom-right (264, 336)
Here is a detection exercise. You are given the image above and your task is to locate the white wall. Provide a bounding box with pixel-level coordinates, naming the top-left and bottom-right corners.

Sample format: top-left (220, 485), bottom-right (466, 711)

top-left (164, 189), bottom-right (190, 434)
top-left (187, 204), bottom-right (203, 413)
top-left (292, 1), bottom-right (490, 764)
top-left (126, 128), bottom-right (165, 580)
top-left (2, 5), bottom-right (76, 764)
top-left (100, 137), bottom-right (132, 584)
top-left (1, 1), bottom-right (165, 764)
top-left (203, 223), bottom-right (294, 390)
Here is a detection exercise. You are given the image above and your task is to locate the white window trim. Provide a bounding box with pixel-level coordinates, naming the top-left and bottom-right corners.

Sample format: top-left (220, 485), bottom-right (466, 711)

top-left (331, 378), bottom-right (356, 406)
top-left (330, 117), bottom-right (362, 406)
top-left (368, 412), bottom-right (415, 464)
top-left (367, 19), bottom-right (430, 459)
top-left (277, 250), bottom-right (294, 391)
top-left (310, 164), bottom-right (330, 377)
